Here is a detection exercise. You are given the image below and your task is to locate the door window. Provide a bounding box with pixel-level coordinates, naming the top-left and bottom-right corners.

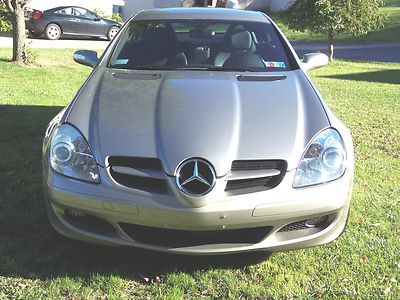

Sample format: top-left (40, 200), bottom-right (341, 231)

top-left (73, 8), bottom-right (98, 20)
top-left (55, 7), bottom-right (73, 15)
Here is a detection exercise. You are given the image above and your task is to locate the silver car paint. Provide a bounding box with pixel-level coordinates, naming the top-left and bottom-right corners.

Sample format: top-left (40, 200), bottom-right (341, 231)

top-left (66, 69), bottom-right (329, 175)
top-left (43, 7), bottom-right (354, 254)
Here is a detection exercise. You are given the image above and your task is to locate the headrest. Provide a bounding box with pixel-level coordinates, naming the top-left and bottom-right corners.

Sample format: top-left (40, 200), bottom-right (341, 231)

top-left (231, 30), bottom-right (252, 51)
top-left (143, 27), bottom-right (171, 47)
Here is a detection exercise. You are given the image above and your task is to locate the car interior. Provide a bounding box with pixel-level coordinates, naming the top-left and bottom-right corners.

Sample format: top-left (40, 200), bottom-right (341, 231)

top-left (111, 20), bottom-right (292, 72)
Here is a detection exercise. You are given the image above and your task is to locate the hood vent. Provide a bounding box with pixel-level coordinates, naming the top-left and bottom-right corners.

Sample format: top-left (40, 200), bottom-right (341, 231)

top-left (226, 160), bottom-right (287, 193)
top-left (236, 75), bottom-right (287, 82)
top-left (112, 72), bottom-right (162, 80)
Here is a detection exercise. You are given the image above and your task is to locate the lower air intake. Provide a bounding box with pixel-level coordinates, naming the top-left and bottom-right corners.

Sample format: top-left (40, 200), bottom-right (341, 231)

top-left (119, 223), bottom-right (272, 247)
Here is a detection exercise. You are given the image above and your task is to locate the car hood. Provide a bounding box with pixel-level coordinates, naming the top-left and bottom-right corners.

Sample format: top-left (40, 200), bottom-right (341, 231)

top-left (66, 69), bottom-right (329, 176)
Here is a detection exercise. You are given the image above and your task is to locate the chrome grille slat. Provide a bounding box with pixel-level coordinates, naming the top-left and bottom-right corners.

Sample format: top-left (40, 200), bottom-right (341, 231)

top-left (226, 169), bottom-right (281, 181)
top-left (108, 156), bottom-right (168, 194)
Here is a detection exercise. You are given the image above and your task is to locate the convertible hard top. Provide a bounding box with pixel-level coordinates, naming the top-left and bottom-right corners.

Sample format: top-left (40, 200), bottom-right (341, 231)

top-left (133, 7), bottom-right (270, 23)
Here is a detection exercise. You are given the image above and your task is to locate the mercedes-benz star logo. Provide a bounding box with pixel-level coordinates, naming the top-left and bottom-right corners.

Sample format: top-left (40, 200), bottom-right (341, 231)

top-left (176, 159), bottom-right (216, 196)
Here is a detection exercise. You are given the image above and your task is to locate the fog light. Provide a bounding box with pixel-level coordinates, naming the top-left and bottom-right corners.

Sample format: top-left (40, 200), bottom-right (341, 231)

top-left (305, 216), bottom-right (328, 228)
top-left (65, 209), bottom-right (86, 217)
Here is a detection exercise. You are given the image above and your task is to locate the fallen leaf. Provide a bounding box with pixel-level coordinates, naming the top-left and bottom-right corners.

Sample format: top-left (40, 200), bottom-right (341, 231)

top-left (356, 218), bottom-right (364, 225)
top-left (313, 290), bottom-right (323, 298)
top-left (360, 255), bottom-right (368, 263)
top-left (383, 286), bottom-right (391, 295)
top-left (380, 275), bottom-right (390, 283)
top-left (395, 225), bottom-right (400, 236)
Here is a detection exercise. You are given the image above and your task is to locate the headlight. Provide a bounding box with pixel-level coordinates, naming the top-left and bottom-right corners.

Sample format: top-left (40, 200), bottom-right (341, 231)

top-left (50, 123), bottom-right (100, 183)
top-left (293, 128), bottom-right (346, 188)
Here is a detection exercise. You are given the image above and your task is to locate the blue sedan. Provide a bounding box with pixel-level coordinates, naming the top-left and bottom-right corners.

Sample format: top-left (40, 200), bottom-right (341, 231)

top-left (25, 6), bottom-right (121, 40)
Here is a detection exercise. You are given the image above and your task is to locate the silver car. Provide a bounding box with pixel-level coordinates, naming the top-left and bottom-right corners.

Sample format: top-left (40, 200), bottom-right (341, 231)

top-left (42, 8), bottom-right (354, 255)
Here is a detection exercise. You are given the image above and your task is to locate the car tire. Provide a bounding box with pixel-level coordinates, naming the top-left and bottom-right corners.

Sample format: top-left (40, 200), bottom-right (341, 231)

top-left (107, 26), bottom-right (119, 41)
top-left (29, 31), bottom-right (41, 38)
top-left (45, 23), bottom-right (62, 40)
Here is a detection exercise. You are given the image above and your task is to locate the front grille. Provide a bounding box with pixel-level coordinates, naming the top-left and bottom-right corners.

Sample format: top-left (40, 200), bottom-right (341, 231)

top-left (279, 220), bottom-right (308, 232)
top-left (226, 160), bottom-right (287, 192)
top-left (108, 156), bottom-right (168, 194)
top-left (108, 156), bottom-right (162, 169)
top-left (231, 160), bottom-right (284, 171)
top-left (119, 223), bottom-right (272, 247)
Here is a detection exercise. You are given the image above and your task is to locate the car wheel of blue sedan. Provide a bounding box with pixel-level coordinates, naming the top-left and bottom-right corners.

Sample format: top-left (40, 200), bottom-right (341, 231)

top-left (45, 23), bottom-right (61, 40)
top-left (107, 26), bottom-right (119, 41)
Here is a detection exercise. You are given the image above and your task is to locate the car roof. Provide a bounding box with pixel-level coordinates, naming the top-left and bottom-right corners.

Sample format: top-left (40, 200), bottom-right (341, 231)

top-left (133, 7), bottom-right (270, 23)
top-left (45, 6), bottom-right (92, 13)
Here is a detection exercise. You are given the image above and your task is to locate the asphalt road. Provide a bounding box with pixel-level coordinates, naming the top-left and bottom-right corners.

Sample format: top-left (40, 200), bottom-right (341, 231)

top-left (0, 35), bottom-right (109, 49)
top-left (0, 35), bottom-right (399, 62)
top-left (292, 41), bottom-right (400, 63)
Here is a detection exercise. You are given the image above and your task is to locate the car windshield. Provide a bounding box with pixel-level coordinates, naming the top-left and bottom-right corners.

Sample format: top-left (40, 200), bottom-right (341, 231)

top-left (109, 19), bottom-right (295, 72)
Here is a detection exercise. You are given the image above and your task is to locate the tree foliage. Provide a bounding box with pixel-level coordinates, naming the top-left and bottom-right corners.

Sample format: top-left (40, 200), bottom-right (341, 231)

top-left (1, 0), bottom-right (30, 63)
top-left (0, 3), bottom-right (12, 32)
top-left (282, 0), bottom-right (386, 60)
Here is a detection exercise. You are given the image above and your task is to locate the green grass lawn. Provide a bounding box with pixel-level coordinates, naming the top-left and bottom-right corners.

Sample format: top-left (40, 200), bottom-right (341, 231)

top-left (273, 0), bottom-right (400, 43)
top-left (0, 48), bottom-right (399, 299)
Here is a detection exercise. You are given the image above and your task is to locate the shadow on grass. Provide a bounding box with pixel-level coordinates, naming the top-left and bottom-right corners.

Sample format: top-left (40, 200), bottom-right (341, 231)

top-left (0, 104), bottom-right (271, 282)
top-left (320, 70), bottom-right (400, 85)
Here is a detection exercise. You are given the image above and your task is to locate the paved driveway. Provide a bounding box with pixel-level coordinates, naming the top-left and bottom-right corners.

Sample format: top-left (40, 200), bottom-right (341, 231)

top-left (0, 35), bottom-right (109, 49)
top-left (1, 35), bottom-right (399, 62)
top-left (292, 41), bottom-right (400, 63)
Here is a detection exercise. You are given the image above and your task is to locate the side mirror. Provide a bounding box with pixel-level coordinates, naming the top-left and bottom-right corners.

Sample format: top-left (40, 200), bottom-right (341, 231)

top-left (73, 50), bottom-right (99, 68)
top-left (302, 53), bottom-right (329, 72)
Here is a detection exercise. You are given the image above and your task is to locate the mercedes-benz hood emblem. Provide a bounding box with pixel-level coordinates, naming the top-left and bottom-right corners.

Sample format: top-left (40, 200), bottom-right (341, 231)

top-left (176, 158), bottom-right (216, 196)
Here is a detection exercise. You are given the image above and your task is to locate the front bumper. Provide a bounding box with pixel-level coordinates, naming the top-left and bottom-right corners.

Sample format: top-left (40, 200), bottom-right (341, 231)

top-left (43, 164), bottom-right (353, 255)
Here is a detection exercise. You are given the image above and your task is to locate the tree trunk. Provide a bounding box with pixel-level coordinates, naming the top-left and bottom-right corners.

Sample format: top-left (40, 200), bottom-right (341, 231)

top-left (194, 0), bottom-right (208, 6)
top-left (327, 29), bottom-right (334, 62)
top-left (12, 5), bottom-right (26, 63)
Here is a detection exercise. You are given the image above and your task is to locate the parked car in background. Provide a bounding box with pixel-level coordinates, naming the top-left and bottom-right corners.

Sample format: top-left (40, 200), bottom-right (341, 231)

top-left (42, 8), bottom-right (354, 255)
top-left (25, 6), bottom-right (122, 40)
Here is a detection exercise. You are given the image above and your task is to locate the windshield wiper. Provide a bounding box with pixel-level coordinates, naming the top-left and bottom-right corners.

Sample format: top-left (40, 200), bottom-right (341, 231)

top-left (206, 66), bottom-right (254, 72)
top-left (129, 65), bottom-right (175, 71)
top-left (175, 66), bottom-right (254, 72)
top-left (115, 65), bottom-right (254, 72)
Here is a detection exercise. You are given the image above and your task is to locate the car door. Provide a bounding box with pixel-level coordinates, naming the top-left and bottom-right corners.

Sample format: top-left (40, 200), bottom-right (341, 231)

top-left (72, 7), bottom-right (104, 36)
top-left (53, 7), bottom-right (76, 34)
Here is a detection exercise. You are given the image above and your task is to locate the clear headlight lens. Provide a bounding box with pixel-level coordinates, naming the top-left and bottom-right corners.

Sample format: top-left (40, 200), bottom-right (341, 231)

top-left (293, 128), bottom-right (346, 188)
top-left (50, 123), bottom-right (100, 183)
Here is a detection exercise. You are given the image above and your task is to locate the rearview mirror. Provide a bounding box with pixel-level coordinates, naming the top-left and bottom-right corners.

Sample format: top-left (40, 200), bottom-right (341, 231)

top-left (302, 53), bottom-right (329, 72)
top-left (73, 50), bottom-right (99, 68)
top-left (189, 29), bottom-right (215, 38)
